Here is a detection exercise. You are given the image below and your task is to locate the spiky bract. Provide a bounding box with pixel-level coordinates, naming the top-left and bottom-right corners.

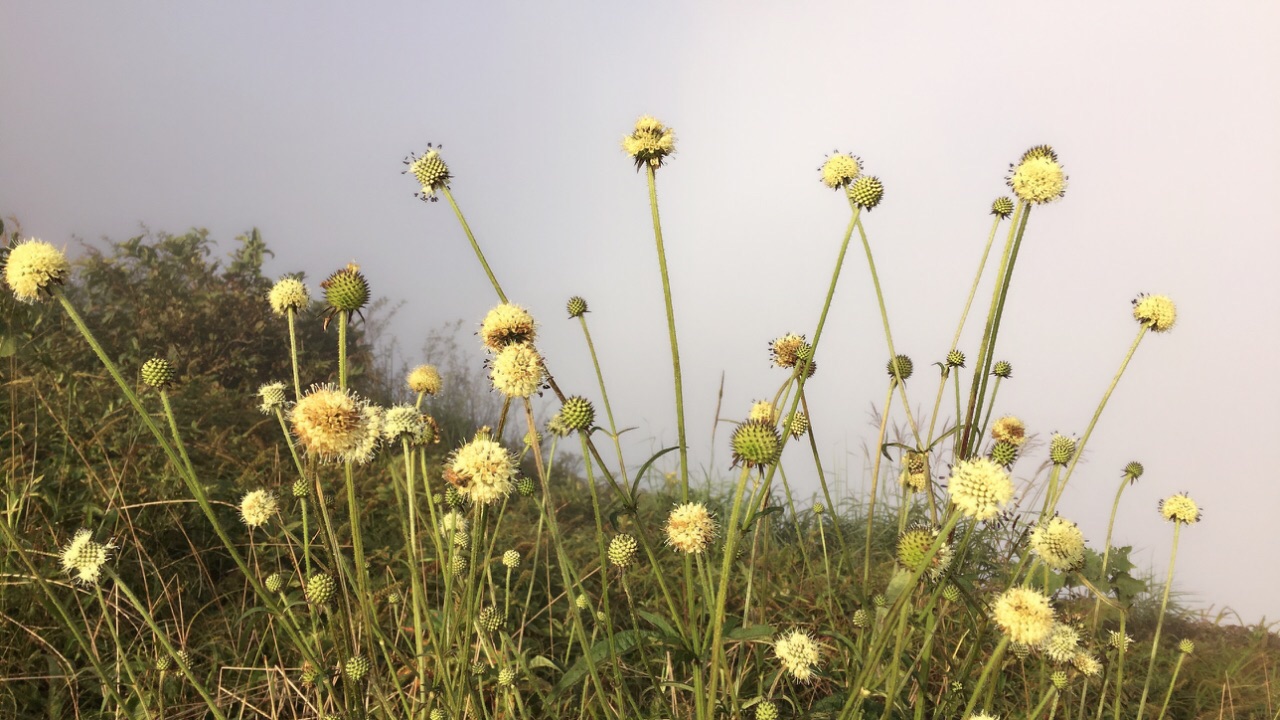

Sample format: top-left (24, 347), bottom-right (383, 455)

top-left (731, 419), bottom-right (781, 468)
top-left (141, 358), bottom-right (175, 389)
top-left (321, 263), bottom-right (369, 314)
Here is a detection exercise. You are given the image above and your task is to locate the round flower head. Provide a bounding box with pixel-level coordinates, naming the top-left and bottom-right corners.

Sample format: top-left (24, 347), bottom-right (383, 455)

top-left (404, 143), bottom-right (451, 201)
top-left (947, 457), bottom-right (1014, 521)
top-left (489, 342), bottom-right (546, 398)
top-left (497, 667), bottom-right (516, 687)
top-left (608, 534), bottom-right (639, 568)
top-left (1159, 492), bottom-right (1201, 524)
top-left (748, 400), bottom-right (777, 425)
top-left (968, 713), bottom-right (999, 720)
top-left (819, 152), bottom-right (862, 190)
top-left (991, 360), bottom-right (1013, 379)
top-left (4, 238), bottom-right (70, 303)
top-left (264, 571), bottom-right (285, 594)
top-left (290, 384), bottom-right (376, 463)
top-left (344, 404), bottom-right (384, 464)
top-left (268, 277), bottom-right (309, 316)
top-left (344, 655), bottom-right (371, 682)
top-left (1109, 630), bottom-right (1134, 651)
top-left (1132, 293), bottom-right (1176, 333)
top-left (990, 441), bottom-right (1018, 467)
top-left (305, 573), bottom-right (336, 604)
top-left (1072, 652), bottom-right (1103, 677)
top-left (1007, 147), bottom-right (1067, 204)
top-left (665, 502), bottom-right (717, 554)
top-left (1030, 516), bottom-right (1086, 571)
top-left (502, 549), bottom-right (521, 568)
top-left (787, 412), bottom-right (809, 439)
top-left (447, 433), bottom-right (518, 505)
top-left (481, 303), bottom-right (537, 352)
top-left (899, 451), bottom-right (929, 494)
top-left (1123, 461), bottom-right (1145, 483)
top-left (622, 115), bottom-right (676, 170)
top-left (774, 629), bottom-right (821, 682)
top-left (991, 416), bottom-right (1026, 447)
top-left (383, 405), bottom-right (428, 443)
top-left (1048, 434), bottom-right (1076, 465)
top-left (991, 196), bottom-right (1015, 219)
top-left (848, 175), bottom-right (884, 210)
top-left (896, 523), bottom-right (953, 582)
top-left (439, 510), bottom-right (468, 536)
top-left (407, 364), bottom-right (443, 396)
top-left (257, 382), bottom-right (288, 415)
top-left (320, 263), bottom-right (369, 315)
top-left (60, 529), bottom-right (115, 585)
top-left (755, 701), bottom-right (779, 720)
top-left (991, 587), bottom-right (1055, 645)
top-left (566, 296), bottom-right (588, 318)
top-left (1041, 622), bottom-right (1081, 663)
top-left (1178, 638), bottom-right (1194, 654)
top-left (560, 396), bottom-right (595, 432)
top-left (731, 419), bottom-right (781, 468)
top-left (769, 333), bottom-right (808, 368)
top-left (946, 349), bottom-right (966, 368)
top-left (239, 489), bottom-right (278, 528)
top-left (886, 354), bottom-right (914, 381)
top-left (141, 358), bottom-right (175, 389)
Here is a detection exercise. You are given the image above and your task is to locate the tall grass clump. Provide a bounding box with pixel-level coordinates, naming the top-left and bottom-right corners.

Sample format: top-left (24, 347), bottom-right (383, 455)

top-left (1, 123), bottom-right (1275, 720)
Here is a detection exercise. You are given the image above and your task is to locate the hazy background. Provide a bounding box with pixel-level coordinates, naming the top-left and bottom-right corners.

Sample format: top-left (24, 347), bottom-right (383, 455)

top-left (3, 2), bottom-right (1277, 622)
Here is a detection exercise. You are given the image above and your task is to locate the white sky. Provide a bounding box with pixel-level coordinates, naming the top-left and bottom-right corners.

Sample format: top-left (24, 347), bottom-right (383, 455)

top-left (3, 2), bottom-right (1278, 622)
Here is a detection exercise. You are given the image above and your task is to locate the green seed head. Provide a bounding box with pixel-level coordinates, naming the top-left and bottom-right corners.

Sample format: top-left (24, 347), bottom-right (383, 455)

top-left (561, 396), bottom-right (596, 431)
top-left (498, 668), bottom-right (516, 687)
top-left (942, 584), bottom-right (962, 603)
top-left (1049, 434), bottom-right (1076, 465)
top-left (608, 534), bottom-right (639, 569)
top-left (1011, 641), bottom-right (1032, 660)
top-left (155, 653), bottom-right (172, 672)
top-left (386, 591), bottom-right (402, 605)
top-left (813, 503), bottom-right (825, 515)
top-left (575, 594), bottom-right (590, 610)
top-left (445, 487), bottom-right (465, 508)
top-left (873, 594), bottom-right (887, 608)
top-left (787, 412), bottom-right (809, 439)
top-left (1178, 638), bottom-right (1194, 654)
top-left (1123, 461), bottom-right (1145, 482)
top-left (452, 530), bottom-right (469, 550)
top-left (429, 709), bottom-right (449, 720)
top-left (406, 145), bottom-right (452, 201)
top-left (321, 263), bottom-right (370, 313)
top-left (886, 354), bottom-right (914, 381)
top-left (257, 381), bottom-right (288, 414)
top-left (300, 661), bottom-right (322, 686)
top-left (731, 419), bottom-right (782, 468)
top-left (566, 296), bottom-right (588, 318)
top-left (991, 196), bottom-right (1015, 218)
top-left (175, 649), bottom-right (191, 671)
top-left (990, 440), bottom-right (1018, 467)
top-left (291, 477), bottom-right (310, 498)
top-left (992, 360), bottom-right (1013, 379)
top-left (755, 701), bottom-right (779, 720)
top-left (848, 175), bottom-right (885, 210)
top-left (305, 573), bottom-right (336, 605)
top-left (852, 608), bottom-right (869, 628)
top-left (264, 572), bottom-right (285, 594)
top-left (895, 523), bottom-right (953, 581)
top-left (502, 549), bottom-right (521, 569)
top-left (477, 606), bottom-right (504, 632)
top-left (141, 358), bottom-right (175, 389)
top-left (946, 349), bottom-right (966, 368)
top-left (1051, 670), bottom-right (1069, 689)
top-left (344, 655), bottom-right (371, 682)
top-left (450, 554), bottom-right (468, 576)
top-left (516, 477), bottom-right (536, 497)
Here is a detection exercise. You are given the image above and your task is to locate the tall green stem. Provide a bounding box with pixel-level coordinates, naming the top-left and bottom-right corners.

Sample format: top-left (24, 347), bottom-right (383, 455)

top-left (442, 187), bottom-right (507, 303)
top-left (1136, 521), bottom-right (1184, 719)
top-left (704, 464), bottom-right (755, 719)
top-left (863, 380), bottom-right (896, 587)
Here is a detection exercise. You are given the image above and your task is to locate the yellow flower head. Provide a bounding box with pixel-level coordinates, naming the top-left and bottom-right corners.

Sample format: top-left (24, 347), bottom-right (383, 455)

top-left (774, 629), bottom-right (821, 682)
top-left (439, 510), bottom-right (468, 535)
top-left (268, 277), bottom-right (309, 317)
top-left (664, 502), bottom-right (717, 554)
top-left (991, 416), bottom-right (1027, 447)
top-left (481, 303), bottom-right (537, 352)
top-left (1071, 652), bottom-right (1102, 677)
top-left (947, 457), bottom-right (1014, 521)
top-left (289, 384), bottom-right (376, 463)
top-left (1030, 516), bottom-right (1086, 571)
top-left (404, 143), bottom-right (452, 201)
top-left (257, 381), bottom-right (288, 415)
top-left (239, 489), bottom-right (278, 528)
top-left (448, 434), bottom-right (518, 505)
top-left (382, 405), bottom-right (428, 443)
top-left (748, 400), bottom-right (777, 424)
top-left (1132, 293), bottom-right (1176, 333)
top-left (992, 587), bottom-right (1055, 645)
top-left (1159, 493), bottom-right (1201, 524)
top-left (769, 333), bottom-right (809, 369)
top-left (820, 152), bottom-right (862, 190)
top-left (622, 115), bottom-right (676, 170)
top-left (407, 364), bottom-right (443, 396)
top-left (4, 238), bottom-right (70, 303)
top-left (1040, 622), bottom-right (1081, 663)
top-left (899, 451), bottom-right (930, 494)
top-left (490, 342), bottom-right (546, 398)
top-left (1007, 148), bottom-right (1067, 204)
top-left (60, 529), bottom-right (115, 585)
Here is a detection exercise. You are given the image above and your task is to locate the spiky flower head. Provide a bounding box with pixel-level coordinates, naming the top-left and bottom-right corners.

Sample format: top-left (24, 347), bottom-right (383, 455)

top-left (1041, 623), bottom-right (1081, 663)
top-left (991, 416), bottom-right (1027, 447)
top-left (560, 396), bottom-right (596, 431)
top-left (1123, 461), bottom-right (1145, 483)
top-left (290, 384), bottom-right (376, 463)
top-left (608, 534), bottom-right (639, 568)
top-left (447, 433), bottom-right (518, 505)
top-left (60, 529), bottom-right (115, 585)
top-left (1178, 638), bottom-right (1194, 654)
top-left (477, 606), bottom-right (504, 632)
top-left (755, 700), bottom-right (779, 720)
top-left (155, 653), bottom-right (173, 672)
top-left (498, 667), bottom-right (516, 687)
top-left (665, 502), bottom-right (717, 554)
top-left (408, 364), bottom-right (443, 396)
top-left (1072, 652), bottom-right (1103, 677)
top-left (990, 441), bottom-right (1018, 467)
top-left (896, 524), bottom-right (954, 582)
top-left (813, 503), bottom-right (825, 514)
top-left (1007, 147), bottom-right (1067, 204)
top-left (299, 661), bottom-right (321, 686)
top-left (787, 412), bottom-right (809, 439)
top-left (899, 451), bottom-right (930, 494)
top-left (502, 549), bottom-right (521, 569)
top-left (450, 554), bottom-right (468, 576)
top-left (566, 296), bottom-right (588, 318)
top-left (1132, 293), bottom-right (1177, 333)
top-left (321, 263), bottom-right (369, 315)
top-left (439, 510), bottom-right (468, 536)
top-left (774, 629), bottom-right (821, 682)
top-left (948, 457), bottom-right (1014, 521)
top-left (820, 152), bottom-right (862, 190)
top-left (516, 476), bottom-right (536, 497)
top-left (748, 400), bottom-right (777, 425)
top-left (291, 477), bottom-right (310, 498)
top-left (239, 489), bottom-right (278, 528)
top-left (141, 358), bottom-right (175, 389)
top-left (769, 333), bottom-right (808, 368)
top-left (991, 360), bottom-right (1013, 379)
top-left (265, 571), bottom-right (285, 594)
top-left (405, 144), bottom-right (451, 201)
top-left (481, 303), bottom-right (537, 352)
top-left (444, 486), bottom-right (464, 507)
top-left (622, 115), bottom-right (676, 170)
top-left (946, 349), bottom-right (966, 368)
top-left (344, 655), bottom-right (371, 682)
top-left (305, 573), bottom-right (336, 604)
top-left (383, 405), bottom-right (428, 444)
top-left (268, 277), bottom-right (309, 316)
top-left (1159, 493), bottom-right (1201, 524)
top-left (1030, 516), bottom-right (1086, 571)
top-left (574, 593), bottom-right (590, 610)
top-left (343, 404), bottom-right (383, 464)
top-left (886, 354), bottom-right (914, 381)
top-left (1048, 434), bottom-right (1076, 465)
top-left (4, 238), bottom-right (70, 303)
top-left (991, 196), bottom-right (1015, 218)
top-left (848, 175), bottom-right (884, 210)
top-left (1051, 670), bottom-right (1069, 689)
top-left (429, 710), bottom-right (449, 720)
top-left (852, 609), bottom-right (869, 628)
top-left (257, 382), bottom-right (288, 415)
top-left (1109, 630), bottom-right (1134, 651)
top-left (1011, 641), bottom-right (1032, 660)
top-left (873, 594), bottom-right (888, 608)
top-left (943, 584), bottom-right (962, 603)
top-left (524, 429), bottom-right (542, 448)
top-left (731, 419), bottom-right (782, 468)
top-left (967, 714), bottom-right (998, 720)
top-left (451, 530), bottom-right (469, 550)
top-left (490, 342), bottom-right (546, 398)
top-left (174, 649), bottom-right (192, 671)
top-left (992, 587), bottom-right (1055, 645)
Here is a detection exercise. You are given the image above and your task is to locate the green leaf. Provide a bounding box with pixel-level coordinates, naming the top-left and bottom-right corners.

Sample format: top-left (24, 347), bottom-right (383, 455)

top-left (631, 446), bottom-right (679, 500)
top-left (552, 629), bottom-right (650, 696)
top-left (725, 624), bottom-right (774, 642)
top-left (527, 655), bottom-right (559, 671)
top-left (635, 609), bottom-right (681, 643)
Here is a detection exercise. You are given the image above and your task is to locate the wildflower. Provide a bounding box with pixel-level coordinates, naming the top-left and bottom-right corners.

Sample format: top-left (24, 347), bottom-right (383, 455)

top-left (405, 143), bottom-right (452, 201)
top-left (946, 349), bottom-right (966, 368)
top-left (239, 489), bottom-right (278, 528)
top-left (991, 196), bottom-right (1015, 218)
top-left (991, 416), bottom-right (1026, 447)
top-left (290, 384), bottom-right (376, 463)
top-left (1178, 638), bottom-right (1194, 654)
top-left (942, 584), bottom-right (962, 603)
top-left (477, 606), bottom-right (504, 632)
top-left (450, 554), bottom-right (468, 576)
top-left (268, 277), bottom-right (309, 316)
top-left (451, 531), bottom-right (469, 550)
top-left (848, 175), bottom-right (884, 209)
top-left (299, 661), bottom-right (322, 686)
top-left (852, 609), bottom-right (869, 628)
top-left (257, 382), bottom-right (288, 414)
top-left (1030, 516), bottom-right (1086, 571)
top-left (819, 152), bottom-right (861, 190)
top-left (575, 594), bottom-right (590, 610)
top-left (447, 434), bottom-right (518, 505)
top-left (992, 587), bottom-right (1055, 645)
top-left (1072, 652), bottom-right (1103, 677)
top-left (1159, 493), bottom-right (1202, 524)
top-left (748, 400), bottom-right (777, 424)
top-left (755, 700), bottom-right (779, 720)
top-left (320, 263), bottom-right (369, 317)
top-left (344, 655), bottom-right (371, 682)
top-left (1051, 670), bottom-right (1069, 689)
top-left (305, 573), bottom-right (336, 605)
top-left (566, 296), bottom-right (588, 318)
top-left (968, 713), bottom-right (999, 720)
top-left (1109, 630), bottom-right (1134, 651)
top-left (896, 524), bottom-right (954, 582)
top-left (60, 529), bottom-right (115, 585)
top-left (991, 360), bottom-right (1013, 379)
top-left (497, 668), bottom-right (516, 687)
top-left (291, 477), bottom-right (310, 498)
top-left (665, 502), bottom-right (717, 554)
top-left (622, 115), bottom-right (676, 170)
top-left (264, 572), bottom-right (285, 593)
top-left (502, 550), bottom-right (520, 569)
top-left (731, 419), bottom-right (781, 468)
top-left (407, 364), bottom-right (443, 396)
top-left (4, 239), bottom-right (70, 302)
top-left (1007, 147), bottom-right (1067, 204)
top-left (345, 405), bottom-right (384, 464)
top-left (608, 534), bottom-right (639, 568)
top-left (1123, 461), bottom-right (1145, 483)
top-left (560, 396), bottom-right (595, 432)
top-left (516, 477), bottom-right (536, 496)
top-left (489, 342), bottom-right (546, 398)
top-left (774, 629), bottom-right (821, 682)
top-left (1048, 434), bottom-right (1076, 465)
top-left (990, 441), bottom-right (1018, 467)
top-left (947, 457), bottom-right (1014, 521)
top-left (899, 451), bottom-right (929, 493)
top-left (886, 354), bottom-right (914, 381)
top-left (481, 303), bottom-right (537, 352)
top-left (787, 412), bottom-right (809, 439)
top-left (439, 511), bottom-right (468, 535)
top-left (141, 358), bottom-right (175, 389)
top-left (1132, 293), bottom-right (1177, 333)
top-left (383, 405), bottom-right (428, 443)
top-left (1041, 623), bottom-right (1081, 663)
top-left (769, 333), bottom-right (808, 368)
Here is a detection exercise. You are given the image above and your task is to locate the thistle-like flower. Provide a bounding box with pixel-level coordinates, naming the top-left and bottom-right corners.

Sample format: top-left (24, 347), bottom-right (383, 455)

top-left (257, 382), bottom-right (288, 415)
top-left (344, 655), bottom-right (371, 682)
top-left (608, 534), bottom-right (639, 568)
top-left (1030, 516), bottom-right (1086, 571)
top-left (947, 457), bottom-right (1014, 521)
top-left (560, 396), bottom-right (595, 432)
top-left (141, 358), bottom-right (175, 389)
top-left (946, 349), bottom-right (966, 368)
top-left (60, 529), bottom-right (115, 585)
top-left (489, 342), bottom-right (546, 398)
top-left (886, 354), bottom-right (914, 381)
top-left (748, 400), bottom-right (777, 425)
top-left (383, 405), bottom-right (428, 444)
top-left (268, 277), bottom-right (309, 317)
top-left (991, 196), bottom-right (1015, 218)
top-left (1007, 146), bottom-right (1067, 204)
top-left (1132, 293), bottom-right (1177, 333)
top-left (1159, 492), bottom-right (1202, 524)
top-left (787, 412), bottom-right (809, 439)
top-left (407, 364), bottom-right (443, 396)
top-left (1072, 652), bottom-right (1103, 677)
top-left (404, 143), bottom-right (452, 201)
top-left (239, 489), bottom-right (278, 528)
top-left (664, 502), bottom-right (717, 554)
top-left (848, 175), bottom-right (884, 209)
top-left (447, 433), bottom-right (518, 505)
top-left (991, 360), bottom-right (1013, 379)
top-left (481, 303), bottom-right (537, 352)
top-left (774, 629), bottom-right (821, 682)
top-left (896, 524), bottom-right (954, 582)
top-left (502, 549), bottom-right (521, 569)
top-left (290, 384), bottom-right (376, 463)
top-left (566, 296), bottom-right (588, 318)
top-left (1048, 434), bottom-right (1076, 465)
top-left (1123, 461), bottom-right (1145, 483)
top-left (991, 587), bottom-right (1055, 645)
top-left (819, 152), bottom-right (861, 190)
top-left (769, 333), bottom-right (808, 368)
top-left (622, 115), bottom-right (676, 171)
top-left (1040, 623), bottom-right (1081, 663)
top-left (439, 511), bottom-right (468, 536)
top-left (4, 238), bottom-right (70, 303)
top-left (731, 419), bottom-right (781, 468)
top-left (320, 263), bottom-right (370, 326)
top-left (990, 416), bottom-right (1027, 447)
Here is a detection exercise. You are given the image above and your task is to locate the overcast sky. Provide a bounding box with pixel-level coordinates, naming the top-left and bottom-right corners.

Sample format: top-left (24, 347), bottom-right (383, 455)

top-left (3, 2), bottom-right (1278, 622)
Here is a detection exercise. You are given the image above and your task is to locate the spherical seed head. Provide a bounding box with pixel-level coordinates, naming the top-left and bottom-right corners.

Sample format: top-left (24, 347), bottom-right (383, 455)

top-left (1007, 149), bottom-right (1068, 204)
top-left (1109, 630), bottom-right (1134, 651)
top-left (290, 384), bottom-right (375, 463)
top-left (1178, 638), bottom-right (1194, 654)
top-left (1030, 516), bottom-right (1086, 571)
top-left (498, 668), bottom-right (516, 686)
top-left (575, 594), bottom-right (590, 610)
top-left (257, 382), bottom-right (288, 415)
top-left (239, 489), bottom-right (278, 528)
top-left (1048, 434), bottom-right (1076, 465)
top-left (566, 296), bottom-right (588, 318)
top-left (291, 477), bottom-right (310, 498)
top-left (447, 434), bottom-right (518, 505)
top-left (502, 549), bottom-right (521, 569)
top-left (1132, 293), bottom-right (1177, 333)
top-left (942, 584), bottom-right (962, 603)
top-left (731, 419), bottom-right (782, 468)
top-left (344, 655), bottom-right (371, 682)
top-left (439, 510), bottom-right (468, 535)
top-left (4, 239), bottom-right (70, 303)
top-left (481, 303), bottom-right (537, 352)
top-left (622, 115), bottom-right (676, 170)
top-left (1041, 623), bottom-right (1081, 663)
top-left (490, 342), bottom-right (546, 398)
top-left (478, 606), bottom-right (504, 632)
top-left (1159, 493), bottom-right (1202, 524)
top-left (561, 396), bottom-right (596, 431)
top-left (141, 358), bottom-right (175, 389)
top-left (268, 277), bottom-right (309, 316)
top-left (516, 477), bottom-right (536, 497)
top-left (992, 587), bottom-right (1055, 645)
top-left (1123, 461), bottom-right (1145, 482)
top-left (754, 701), bottom-right (779, 720)
top-left (899, 451), bottom-right (930, 494)
top-left (299, 661), bottom-right (321, 686)
top-left (1072, 652), bottom-right (1102, 677)
top-left (852, 608), bottom-right (869, 628)
top-left (386, 591), bottom-right (401, 604)
top-left (946, 349), bottom-right (966, 368)
top-left (407, 146), bottom-right (452, 200)
top-left (665, 502), bottom-right (717, 554)
top-left (991, 196), bottom-right (1015, 218)
top-left (452, 530), bottom-right (469, 550)
top-left (873, 594), bottom-right (888, 608)
top-left (769, 333), bottom-right (808, 368)
top-left (175, 650), bottom-right (192, 670)
top-left (787, 412), bottom-right (809, 439)
top-left (445, 486), bottom-right (465, 508)
top-left (407, 364), bottom-right (443, 396)
top-left (264, 572), bottom-right (285, 593)
top-left (848, 175), bottom-right (885, 210)
top-left (383, 405), bottom-right (428, 443)
top-left (813, 503), bottom-right (825, 514)
top-left (155, 653), bottom-right (172, 672)
top-left (968, 713), bottom-right (997, 720)
top-left (886, 354), bottom-right (914, 381)
top-left (991, 416), bottom-right (1027, 447)
top-left (344, 404), bottom-right (384, 465)
top-left (990, 440), bottom-right (1018, 467)
top-left (450, 554), bottom-right (468, 576)
top-left (991, 361), bottom-right (1013, 379)
top-left (60, 529), bottom-right (114, 585)
top-left (1011, 641), bottom-right (1032, 660)
top-left (774, 629), bottom-right (821, 682)
top-left (305, 574), bottom-right (336, 604)
top-left (429, 709), bottom-right (449, 720)
top-left (948, 457), bottom-right (1015, 521)
top-left (820, 152), bottom-right (862, 190)
top-left (896, 524), bottom-right (954, 582)
top-left (321, 263), bottom-right (369, 313)
top-left (608, 534), bottom-right (639, 568)
top-left (1051, 670), bottom-right (1069, 689)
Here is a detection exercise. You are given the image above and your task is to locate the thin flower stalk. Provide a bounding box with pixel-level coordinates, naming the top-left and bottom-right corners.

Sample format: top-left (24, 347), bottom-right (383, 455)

top-left (1136, 520), bottom-right (1187, 718)
top-left (441, 186), bottom-right (508, 303)
top-left (863, 378), bottom-right (896, 587)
